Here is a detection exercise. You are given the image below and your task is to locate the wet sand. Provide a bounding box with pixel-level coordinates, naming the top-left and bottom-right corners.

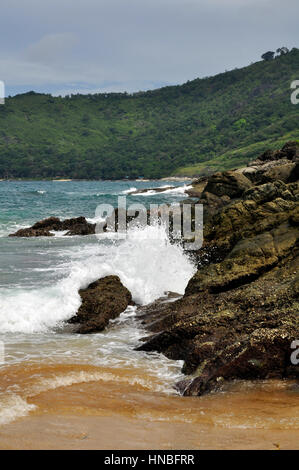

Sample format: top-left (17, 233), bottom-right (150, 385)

top-left (0, 362), bottom-right (298, 450)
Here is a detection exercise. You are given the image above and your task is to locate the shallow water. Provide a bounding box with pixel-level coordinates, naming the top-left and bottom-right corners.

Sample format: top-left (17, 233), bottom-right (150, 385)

top-left (0, 180), bottom-right (298, 449)
top-left (0, 368), bottom-right (298, 450)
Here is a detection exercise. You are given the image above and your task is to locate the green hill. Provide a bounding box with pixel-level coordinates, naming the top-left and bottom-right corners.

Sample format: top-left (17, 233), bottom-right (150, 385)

top-left (1, 49), bottom-right (299, 179)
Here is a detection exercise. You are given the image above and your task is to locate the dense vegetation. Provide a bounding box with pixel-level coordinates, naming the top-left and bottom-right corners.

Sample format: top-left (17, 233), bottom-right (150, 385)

top-left (0, 48), bottom-right (299, 179)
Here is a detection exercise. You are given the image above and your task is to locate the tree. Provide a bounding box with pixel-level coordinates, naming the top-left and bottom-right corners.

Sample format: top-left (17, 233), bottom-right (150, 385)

top-left (261, 51), bottom-right (275, 61)
top-left (276, 47), bottom-right (289, 56)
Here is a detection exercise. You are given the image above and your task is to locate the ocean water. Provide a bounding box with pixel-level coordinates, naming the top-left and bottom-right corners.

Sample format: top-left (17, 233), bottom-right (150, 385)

top-left (0, 180), bottom-right (196, 426)
top-left (0, 181), bottom-right (298, 448)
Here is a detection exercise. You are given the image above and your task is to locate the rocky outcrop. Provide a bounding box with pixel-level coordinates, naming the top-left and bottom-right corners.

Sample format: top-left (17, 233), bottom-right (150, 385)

top-left (69, 276), bottom-right (132, 334)
top-left (241, 141), bottom-right (298, 184)
top-left (203, 171), bottom-right (252, 199)
top-left (184, 141), bottom-right (299, 219)
top-left (137, 142), bottom-right (299, 395)
top-left (9, 216), bottom-right (96, 237)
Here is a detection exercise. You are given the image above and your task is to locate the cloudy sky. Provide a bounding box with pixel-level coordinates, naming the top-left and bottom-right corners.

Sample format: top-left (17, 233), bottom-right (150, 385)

top-left (0, 0), bottom-right (298, 96)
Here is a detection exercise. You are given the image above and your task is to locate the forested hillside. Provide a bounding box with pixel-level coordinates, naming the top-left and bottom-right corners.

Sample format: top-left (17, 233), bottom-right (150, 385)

top-left (0, 48), bottom-right (298, 179)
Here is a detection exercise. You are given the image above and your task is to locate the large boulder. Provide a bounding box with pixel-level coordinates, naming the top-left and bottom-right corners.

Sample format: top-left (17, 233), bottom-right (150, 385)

top-left (202, 170), bottom-right (252, 199)
top-left (70, 276), bottom-right (132, 334)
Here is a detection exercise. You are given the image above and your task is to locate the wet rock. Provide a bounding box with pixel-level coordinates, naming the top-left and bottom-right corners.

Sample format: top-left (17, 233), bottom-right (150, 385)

top-left (62, 216), bottom-right (96, 236)
top-left (9, 216), bottom-right (96, 237)
top-left (69, 276), bottom-right (132, 334)
top-left (137, 142), bottom-right (299, 395)
top-left (9, 227), bottom-right (55, 237)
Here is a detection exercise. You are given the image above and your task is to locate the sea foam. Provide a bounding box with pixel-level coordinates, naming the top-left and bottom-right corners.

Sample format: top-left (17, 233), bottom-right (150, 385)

top-left (0, 224), bottom-right (195, 333)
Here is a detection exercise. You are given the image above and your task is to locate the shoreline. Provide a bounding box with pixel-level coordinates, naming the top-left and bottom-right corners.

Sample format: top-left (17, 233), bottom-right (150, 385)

top-left (0, 360), bottom-right (298, 450)
top-left (0, 177), bottom-right (194, 183)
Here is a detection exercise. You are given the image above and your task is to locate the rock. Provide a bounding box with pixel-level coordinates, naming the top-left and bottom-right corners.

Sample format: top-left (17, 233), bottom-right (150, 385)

top-left (9, 227), bottom-right (55, 237)
top-left (31, 216), bottom-right (61, 230)
top-left (289, 162), bottom-right (299, 183)
top-left (69, 276), bottom-right (132, 334)
top-left (185, 177), bottom-right (208, 198)
top-left (9, 216), bottom-right (96, 237)
top-left (187, 221), bottom-right (298, 294)
top-left (262, 163), bottom-right (296, 183)
top-left (180, 328), bottom-right (298, 396)
top-left (62, 216), bottom-right (96, 236)
top-left (256, 141), bottom-right (298, 163)
top-left (243, 141), bottom-right (299, 185)
top-left (202, 171), bottom-right (252, 199)
top-left (184, 170), bottom-right (252, 219)
top-left (136, 142), bottom-right (299, 396)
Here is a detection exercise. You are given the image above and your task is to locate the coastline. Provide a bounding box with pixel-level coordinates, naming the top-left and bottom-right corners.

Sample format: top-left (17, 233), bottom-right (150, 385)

top-left (0, 141), bottom-right (298, 450)
top-left (0, 176), bottom-right (194, 182)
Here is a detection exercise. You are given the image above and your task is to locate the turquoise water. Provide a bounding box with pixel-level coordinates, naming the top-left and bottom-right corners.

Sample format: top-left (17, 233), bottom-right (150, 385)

top-left (0, 180), bottom-right (189, 237)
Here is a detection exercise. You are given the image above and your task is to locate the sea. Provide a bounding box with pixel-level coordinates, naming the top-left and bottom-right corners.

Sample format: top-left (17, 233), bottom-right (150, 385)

top-left (0, 180), bottom-right (298, 450)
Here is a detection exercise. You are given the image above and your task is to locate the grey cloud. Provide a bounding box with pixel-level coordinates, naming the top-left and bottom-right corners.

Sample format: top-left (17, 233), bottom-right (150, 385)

top-left (25, 33), bottom-right (78, 65)
top-left (0, 0), bottom-right (298, 95)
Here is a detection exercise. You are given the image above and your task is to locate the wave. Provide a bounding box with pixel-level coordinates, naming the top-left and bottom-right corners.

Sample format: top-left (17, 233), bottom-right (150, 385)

top-left (0, 395), bottom-right (36, 426)
top-left (0, 224), bottom-right (195, 333)
top-left (132, 184), bottom-right (192, 196)
top-left (22, 190), bottom-right (47, 195)
top-left (0, 357), bottom-right (184, 426)
top-left (121, 187), bottom-right (137, 195)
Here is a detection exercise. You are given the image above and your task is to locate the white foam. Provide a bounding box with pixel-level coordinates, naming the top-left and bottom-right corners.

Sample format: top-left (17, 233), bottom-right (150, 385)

top-left (133, 184), bottom-right (191, 196)
top-left (121, 187), bottom-right (137, 194)
top-left (86, 215), bottom-right (106, 224)
top-left (0, 394), bottom-right (36, 426)
top-left (30, 370), bottom-right (165, 394)
top-left (0, 224), bottom-right (195, 333)
top-left (49, 230), bottom-right (69, 237)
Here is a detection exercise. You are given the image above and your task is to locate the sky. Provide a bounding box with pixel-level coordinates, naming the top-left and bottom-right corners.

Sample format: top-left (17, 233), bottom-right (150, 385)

top-left (0, 0), bottom-right (298, 96)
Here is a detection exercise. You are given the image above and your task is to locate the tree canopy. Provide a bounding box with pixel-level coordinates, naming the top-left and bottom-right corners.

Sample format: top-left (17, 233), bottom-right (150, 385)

top-left (0, 48), bottom-right (298, 179)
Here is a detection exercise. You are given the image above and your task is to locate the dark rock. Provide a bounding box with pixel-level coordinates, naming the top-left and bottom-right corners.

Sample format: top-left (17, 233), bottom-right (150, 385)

top-left (31, 216), bottom-right (61, 230)
top-left (62, 216), bottom-right (96, 236)
top-left (289, 162), bottom-right (299, 183)
top-left (257, 141), bottom-right (298, 163)
top-left (9, 227), bottom-right (55, 237)
top-left (9, 216), bottom-right (96, 237)
top-left (69, 275), bottom-right (132, 334)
